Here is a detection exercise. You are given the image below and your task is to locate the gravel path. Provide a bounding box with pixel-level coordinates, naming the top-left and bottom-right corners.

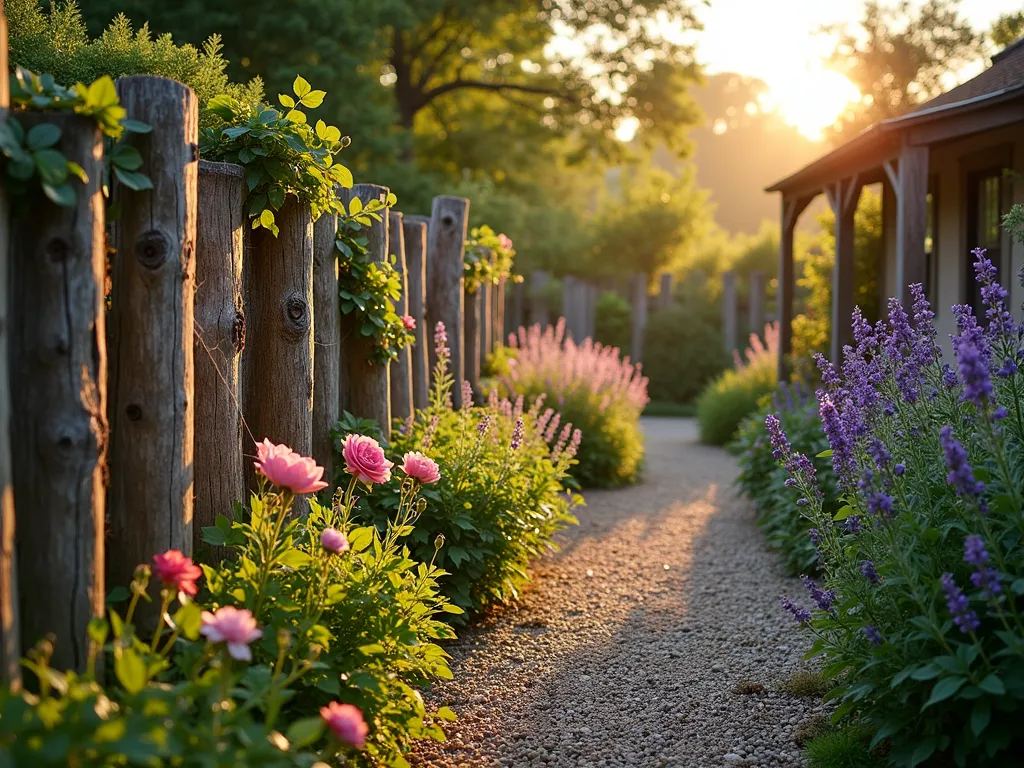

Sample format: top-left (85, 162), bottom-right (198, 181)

top-left (411, 418), bottom-right (827, 768)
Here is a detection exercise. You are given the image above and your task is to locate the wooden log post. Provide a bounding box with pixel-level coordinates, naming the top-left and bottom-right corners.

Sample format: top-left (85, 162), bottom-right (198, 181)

top-left (509, 280), bottom-right (525, 339)
top-left (494, 276), bottom-right (506, 350)
top-left (194, 161), bottom-right (246, 557)
top-left (630, 272), bottom-right (648, 362)
top-left (312, 208), bottom-right (339, 476)
top-left (722, 270), bottom-right (738, 354)
top-left (426, 196), bottom-right (470, 408)
top-left (403, 216), bottom-right (430, 410)
top-left (340, 185), bottom-right (392, 430)
top-left (389, 212), bottom-right (413, 425)
top-left (0, 5), bottom-right (18, 683)
top-left (530, 270), bottom-right (550, 327)
top-left (658, 273), bottom-right (673, 311)
top-left (562, 275), bottom-right (577, 340)
top-left (108, 76), bottom-right (197, 598)
top-left (10, 113), bottom-right (106, 671)
top-left (748, 270), bottom-right (765, 336)
top-left (585, 282), bottom-right (598, 339)
top-left (464, 286), bottom-right (480, 397)
top-left (479, 277), bottom-right (491, 368)
top-left (243, 197), bottom-right (314, 486)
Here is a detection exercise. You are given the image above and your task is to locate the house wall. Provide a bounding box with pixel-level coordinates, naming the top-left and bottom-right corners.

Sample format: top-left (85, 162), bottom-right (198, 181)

top-left (879, 122), bottom-right (1024, 352)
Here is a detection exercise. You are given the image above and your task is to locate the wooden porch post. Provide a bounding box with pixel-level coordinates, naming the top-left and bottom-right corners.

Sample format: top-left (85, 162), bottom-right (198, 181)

top-left (827, 177), bottom-right (862, 364)
top-left (777, 196), bottom-right (809, 382)
top-left (885, 144), bottom-right (929, 305)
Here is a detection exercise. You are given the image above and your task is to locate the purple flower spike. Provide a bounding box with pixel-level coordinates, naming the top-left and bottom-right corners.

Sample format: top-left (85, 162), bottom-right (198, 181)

top-left (941, 572), bottom-right (980, 634)
top-left (860, 560), bottom-right (880, 585)
top-left (801, 575), bottom-right (836, 613)
top-left (940, 426), bottom-right (986, 503)
top-left (963, 535), bottom-right (989, 567)
top-left (957, 339), bottom-right (994, 408)
top-left (863, 625), bottom-right (883, 646)
top-left (780, 597), bottom-right (812, 625)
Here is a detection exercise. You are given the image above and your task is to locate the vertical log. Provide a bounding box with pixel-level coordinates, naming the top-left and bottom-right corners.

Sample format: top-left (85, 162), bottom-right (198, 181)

top-left (748, 270), bottom-right (765, 337)
top-left (479, 277), bottom-right (491, 367)
top-left (562, 275), bottom-right (577, 340)
top-left (722, 270), bottom-right (738, 354)
top-left (530, 270), bottom-right (550, 327)
top-left (312, 208), bottom-right (339, 476)
top-left (388, 212), bottom-right (413, 424)
top-left (243, 198), bottom-right (314, 482)
top-left (403, 216), bottom-right (429, 410)
top-left (630, 273), bottom-right (648, 362)
top-left (10, 114), bottom-right (106, 671)
top-left (509, 280), bottom-right (525, 339)
top-left (0, 3), bottom-right (18, 683)
top-left (494, 277), bottom-right (506, 350)
top-left (108, 76), bottom-right (197, 597)
top-left (658, 273), bottom-right (673, 311)
top-left (340, 185), bottom-right (392, 430)
top-left (426, 196), bottom-right (469, 408)
top-left (194, 161), bottom-right (245, 557)
top-left (464, 287), bottom-right (481, 396)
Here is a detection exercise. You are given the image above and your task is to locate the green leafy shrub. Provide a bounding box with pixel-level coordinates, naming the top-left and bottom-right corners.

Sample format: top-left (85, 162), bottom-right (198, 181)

top-left (1, 442), bottom-right (458, 766)
top-left (500, 319), bottom-right (648, 488)
top-left (696, 324), bottom-right (778, 446)
top-left (594, 290), bottom-right (631, 353)
top-left (734, 382), bottom-right (839, 575)
top-left (805, 724), bottom-right (878, 768)
top-left (7, 0), bottom-right (262, 111)
top-left (464, 226), bottom-right (518, 293)
top-left (643, 303), bottom-right (729, 404)
top-left (333, 325), bottom-right (581, 615)
top-left (772, 254), bottom-right (1024, 766)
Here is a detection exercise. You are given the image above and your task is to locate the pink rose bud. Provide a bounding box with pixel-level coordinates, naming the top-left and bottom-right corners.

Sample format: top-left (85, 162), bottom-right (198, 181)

top-left (254, 438), bottom-right (329, 495)
top-left (200, 606), bottom-right (263, 661)
top-left (498, 233), bottom-right (513, 251)
top-left (320, 701), bottom-right (369, 748)
top-left (400, 451), bottom-right (441, 484)
top-left (342, 434), bottom-right (394, 486)
top-left (321, 527), bottom-right (349, 554)
top-left (401, 315), bottom-right (416, 331)
top-left (152, 549), bottom-right (202, 596)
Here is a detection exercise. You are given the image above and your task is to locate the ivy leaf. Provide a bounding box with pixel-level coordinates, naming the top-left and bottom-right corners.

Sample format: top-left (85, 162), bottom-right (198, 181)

top-left (84, 76), bottom-right (118, 110)
top-left (42, 182), bottom-right (76, 207)
top-left (285, 109), bottom-right (307, 125)
top-left (110, 143), bottom-right (143, 171)
top-left (114, 648), bottom-right (147, 694)
top-left (34, 149), bottom-right (69, 185)
top-left (260, 209), bottom-right (276, 230)
top-left (348, 196), bottom-right (363, 215)
top-left (333, 163), bottom-right (353, 188)
top-left (285, 717), bottom-right (324, 749)
top-left (113, 166), bottom-right (153, 192)
top-left (299, 90), bottom-right (326, 109)
top-left (278, 94), bottom-right (296, 108)
top-left (293, 75), bottom-right (312, 98)
top-left (26, 122), bottom-right (61, 150)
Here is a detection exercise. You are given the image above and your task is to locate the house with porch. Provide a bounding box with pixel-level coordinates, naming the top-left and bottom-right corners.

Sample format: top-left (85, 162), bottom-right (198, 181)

top-left (767, 36), bottom-right (1024, 377)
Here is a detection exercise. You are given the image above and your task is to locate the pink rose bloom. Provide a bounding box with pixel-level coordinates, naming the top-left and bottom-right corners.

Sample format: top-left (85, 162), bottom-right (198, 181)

top-left (200, 606), bottom-right (263, 661)
top-left (321, 527), bottom-right (349, 554)
top-left (401, 451), bottom-right (440, 484)
top-left (342, 434), bottom-right (393, 486)
top-left (498, 233), bottom-right (513, 251)
top-left (152, 549), bottom-right (202, 596)
top-left (320, 702), bottom-right (369, 748)
top-left (254, 438), bottom-right (329, 495)
top-left (401, 315), bottom-right (416, 331)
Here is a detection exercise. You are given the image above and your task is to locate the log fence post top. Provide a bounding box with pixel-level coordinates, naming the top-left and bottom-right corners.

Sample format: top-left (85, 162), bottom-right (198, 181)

top-left (198, 159), bottom-right (244, 178)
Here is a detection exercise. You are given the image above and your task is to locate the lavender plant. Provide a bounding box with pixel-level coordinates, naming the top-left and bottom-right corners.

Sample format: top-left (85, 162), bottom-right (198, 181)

top-left (769, 250), bottom-right (1024, 766)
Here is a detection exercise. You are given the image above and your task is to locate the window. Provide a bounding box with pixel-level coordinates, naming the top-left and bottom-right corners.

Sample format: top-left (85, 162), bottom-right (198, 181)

top-left (965, 170), bottom-right (1003, 316)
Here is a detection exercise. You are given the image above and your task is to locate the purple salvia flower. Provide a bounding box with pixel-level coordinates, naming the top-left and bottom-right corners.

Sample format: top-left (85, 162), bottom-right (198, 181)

top-left (971, 568), bottom-right (1003, 600)
top-left (860, 560), bottom-right (880, 585)
top-left (957, 339), bottom-right (994, 408)
top-left (867, 492), bottom-right (894, 518)
top-left (843, 515), bottom-right (862, 534)
top-left (941, 572), bottom-right (980, 634)
top-left (818, 391), bottom-right (855, 491)
top-left (941, 364), bottom-right (958, 388)
top-left (972, 247), bottom-right (1015, 338)
top-left (863, 625), bottom-right (883, 646)
top-left (963, 535), bottom-right (989, 567)
top-left (476, 413), bottom-right (491, 437)
top-left (940, 425), bottom-right (986, 504)
top-left (509, 417), bottom-right (524, 450)
top-left (813, 352), bottom-right (842, 391)
top-left (780, 597), bottom-right (812, 625)
top-left (801, 574), bottom-right (836, 613)
top-left (868, 438), bottom-right (891, 470)
top-left (808, 528), bottom-right (820, 546)
top-left (996, 357), bottom-right (1017, 377)
top-left (894, 463), bottom-right (905, 476)
top-left (765, 414), bottom-right (792, 461)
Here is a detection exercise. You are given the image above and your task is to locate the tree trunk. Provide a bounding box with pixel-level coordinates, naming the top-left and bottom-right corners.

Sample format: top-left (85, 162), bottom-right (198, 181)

top-left (194, 161), bottom-right (245, 560)
top-left (108, 75), bottom-right (197, 600)
top-left (10, 113), bottom-right (106, 672)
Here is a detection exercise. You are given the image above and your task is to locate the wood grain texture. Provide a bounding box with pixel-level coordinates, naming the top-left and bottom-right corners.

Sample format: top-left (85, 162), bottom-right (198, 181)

top-left (494, 277), bottom-right (505, 351)
top-left (402, 216), bottom-right (430, 411)
top-left (479, 275), bottom-right (491, 366)
top-left (243, 198), bottom-right (315, 487)
top-left (464, 288), bottom-right (480, 398)
top-left (339, 185), bottom-right (391, 432)
top-left (312, 209), bottom-right (339, 476)
top-left (426, 197), bottom-right (469, 408)
top-left (194, 161), bottom-right (245, 557)
top-left (388, 212), bottom-right (413, 424)
top-left (630, 272), bottom-right (648, 362)
top-left (10, 114), bottom-right (106, 671)
top-left (108, 75), bottom-right (197, 601)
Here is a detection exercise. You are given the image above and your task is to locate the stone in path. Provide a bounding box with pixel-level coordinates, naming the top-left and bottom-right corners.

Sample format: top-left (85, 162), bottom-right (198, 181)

top-left (411, 418), bottom-right (825, 768)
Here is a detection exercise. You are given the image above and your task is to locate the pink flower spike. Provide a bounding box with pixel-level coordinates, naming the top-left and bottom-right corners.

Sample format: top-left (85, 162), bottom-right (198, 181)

top-left (401, 314), bottom-right (416, 331)
top-left (401, 451), bottom-right (441, 484)
top-left (152, 549), bottom-right (202, 596)
top-left (342, 434), bottom-right (394, 486)
top-left (253, 438), bottom-right (329, 495)
top-left (321, 528), bottom-right (350, 554)
top-left (200, 606), bottom-right (262, 661)
top-left (320, 702), bottom-right (369, 748)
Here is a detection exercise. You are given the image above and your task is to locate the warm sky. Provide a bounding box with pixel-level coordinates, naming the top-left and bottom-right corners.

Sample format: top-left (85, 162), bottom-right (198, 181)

top-left (693, 0), bottom-right (1023, 141)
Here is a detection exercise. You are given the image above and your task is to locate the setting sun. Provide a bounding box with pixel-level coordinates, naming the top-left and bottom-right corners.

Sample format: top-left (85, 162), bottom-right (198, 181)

top-left (759, 67), bottom-right (862, 141)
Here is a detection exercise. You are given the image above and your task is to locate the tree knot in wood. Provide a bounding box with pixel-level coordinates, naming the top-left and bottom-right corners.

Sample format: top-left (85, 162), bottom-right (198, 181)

top-left (46, 238), bottom-right (70, 263)
top-left (125, 404), bottom-right (143, 422)
top-left (281, 292), bottom-right (310, 339)
top-left (442, 214), bottom-right (455, 227)
top-left (232, 310), bottom-right (246, 355)
top-left (134, 230), bottom-right (171, 270)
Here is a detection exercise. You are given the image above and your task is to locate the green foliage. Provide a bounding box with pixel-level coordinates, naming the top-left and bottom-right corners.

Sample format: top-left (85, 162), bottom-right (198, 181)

top-left (334, 352), bottom-right (580, 615)
top-left (734, 382), bottom-right (840, 575)
top-left (501, 321), bottom-right (648, 488)
top-left (199, 76), bottom-right (353, 236)
top-left (696, 327), bottom-right (778, 446)
top-left (593, 291), bottom-right (632, 354)
top-left (990, 11), bottom-right (1024, 49)
top-left (805, 724), bottom-right (879, 768)
top-left (464, 225), bottom-right (518, 294)
top-left (643, 303), bottom-right (730, 404)
top-left (8, 0), bottom-right (262, 113)
top-left (335, 194), bottom-right (415, 366)
top-left (0, 68), bottom-right (152, 206)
